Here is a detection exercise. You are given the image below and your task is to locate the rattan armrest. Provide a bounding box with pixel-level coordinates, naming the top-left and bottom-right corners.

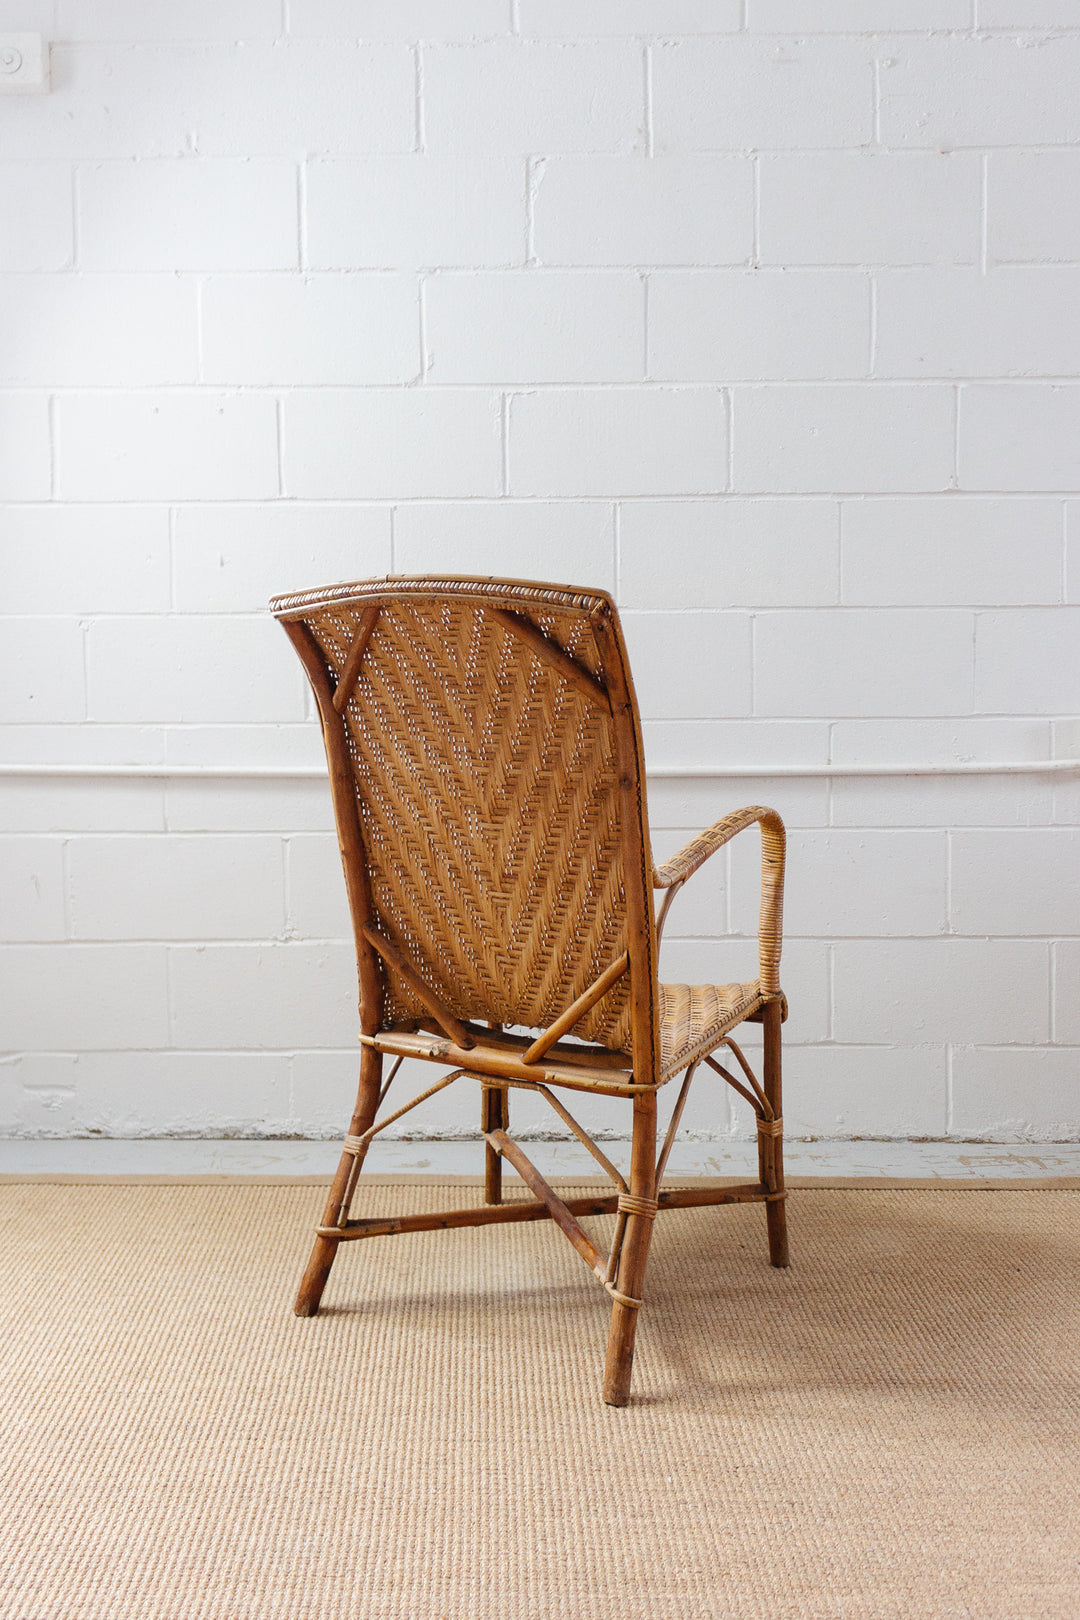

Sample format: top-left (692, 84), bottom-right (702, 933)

top-left (652, 805), bottom-right (786, 996)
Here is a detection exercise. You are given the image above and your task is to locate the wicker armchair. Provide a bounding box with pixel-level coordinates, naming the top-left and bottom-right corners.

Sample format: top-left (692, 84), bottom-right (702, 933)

top-left (271, 576), bottom-right (788, 1407)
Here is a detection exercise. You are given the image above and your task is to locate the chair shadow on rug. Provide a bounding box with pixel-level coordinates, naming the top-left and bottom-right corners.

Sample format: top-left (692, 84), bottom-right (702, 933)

top-left (271, 575), bottom-right (790, 1406)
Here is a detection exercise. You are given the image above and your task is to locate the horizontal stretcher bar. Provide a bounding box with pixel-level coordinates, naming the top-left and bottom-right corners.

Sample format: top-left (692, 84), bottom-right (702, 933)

top-left (317, 1182), bottom-right (786, 1241)
top-left (359, 1030), bottom-right (715, 1095)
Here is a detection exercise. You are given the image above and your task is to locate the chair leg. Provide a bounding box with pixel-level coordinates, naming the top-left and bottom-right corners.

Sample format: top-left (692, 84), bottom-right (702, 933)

top-left (294, 1044), bottom-right (383, 1317)
top-left (482, 1084), bottom-right (509, 1204)
top-left (602, 1092), bottom-right (657, 1407)
top-left (760, 999), bottom-right (789, 1269)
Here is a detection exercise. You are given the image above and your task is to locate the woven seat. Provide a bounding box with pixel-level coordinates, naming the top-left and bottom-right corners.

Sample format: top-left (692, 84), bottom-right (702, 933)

top-left (658, 982), bottom-right (765, 1079)
top-left (271, 575), bottom-right (790, 1406)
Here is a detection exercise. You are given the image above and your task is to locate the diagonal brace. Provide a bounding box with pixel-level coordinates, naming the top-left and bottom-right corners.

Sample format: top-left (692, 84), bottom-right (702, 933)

top-left (485, 1128), bottom-right (609, 1283)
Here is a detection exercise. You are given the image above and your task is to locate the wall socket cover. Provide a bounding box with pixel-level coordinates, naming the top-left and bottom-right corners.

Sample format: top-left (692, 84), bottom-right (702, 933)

top-left (0, 33), bottom-right (49, 94)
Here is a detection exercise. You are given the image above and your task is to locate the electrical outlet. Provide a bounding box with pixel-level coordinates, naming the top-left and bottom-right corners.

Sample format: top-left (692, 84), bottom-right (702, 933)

top-left (0, 33), bottom-right (49, 94)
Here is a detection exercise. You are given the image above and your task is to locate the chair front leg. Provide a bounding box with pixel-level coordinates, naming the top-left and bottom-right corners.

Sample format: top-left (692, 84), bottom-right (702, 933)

top-left (295, 1043), bottom-right (384, 1316)
top-left (602, 1091), bottom-right (658, 1407)
top-left (760, 999), bottom-right (789, 1269)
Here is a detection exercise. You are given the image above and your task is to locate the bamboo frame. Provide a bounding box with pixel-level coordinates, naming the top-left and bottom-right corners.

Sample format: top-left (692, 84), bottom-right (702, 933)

top-left (271, 575), bottom-right (790, 1404)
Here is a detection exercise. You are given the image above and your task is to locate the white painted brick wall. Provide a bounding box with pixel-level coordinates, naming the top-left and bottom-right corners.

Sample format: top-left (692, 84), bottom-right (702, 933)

top-left (200, 275), bottom-right (420, 386)
top-left (77, 161), bottom-right (299, 271)
top-left (1, 5), bottom-right (1077, 1148)
top-left (532, 155), bottom-right (753, 266)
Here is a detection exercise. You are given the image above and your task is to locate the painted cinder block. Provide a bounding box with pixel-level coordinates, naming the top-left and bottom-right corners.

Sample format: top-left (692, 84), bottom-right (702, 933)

top-left (640, 719), bottom-right (831, 774)
top-left (532, 155), bottom-right (753, 267)
top-left (950, 831), bottom-right (1080, 938)
top-left (392, 501), bottom-right (615, 589)
top-left (77, 159), bottom-right (299, 271)
top-left (7, 41), bottom-right (415, 162)
top-left (286, 835), bottom-right (353, 941)
top-left (749, 0), bottom-right (970, 26)
top-left (0, 165), bottom-right (72, 269)
top-left (67, 834), bottom-right (286, 941)
top-left (950, 1047), bottom-right (1080, 1142)
top-left (160, 41), bottom-right (416, 158)
top-left (960, 385), bottom-right (1080, 492)
top-left (517, 0), bottom-right (742, 32)
top-left (421, 40), bottom-right (644, 155)
top-left (648, 270), bottom-right (870, 382)
top-left (0, 393), bottom-right (51, 500)
top-left (974, 609), bottom-right (1080, 716)
top-left (874, 269), bottom-right (1080, 379)
top-left (0, 780), bottom-right (166, 836)
top-left (730, 828), bottom-right (949, 939)
top-left (55, 0), bottom-right (283, 41)
top-left (508, 387), bottom-right (729, 497)
top-left (164, 780), bottom-right (335, 836)
top-left (86, 616), bottom-right (305, 725)
top-left (0, 619), bottom-right (86, 724)
top-left (57, 392), bottom-right (280, 502)
top-left (759, 153), bottom-right (980, 267)
top-left (977, 1), bottom-right (1080, 22)
top-left (201, 274), bottom-right (420, 386)
top-left (620, 610), bottom-right (752, 718)
top-left (424, 270), bottom-right (644, 384)
top-left (1053, 942), bottom-right (1080, 1044)
top-left (619, 499), bottom-right (839, 609)
top-left (286, 0), bottom-right (510, 37)
top-left (0, 838), bottom-right (66, 941)
top-left (781, 1043), bottom-right (947, 1140)
top-left (0, 274), bottom-right (197, 387)
top-left (832, 940), bottom-right (1050, 1046)
top-left (305, 157), bottom-right (525, 269)
top-left (652, 36), bottom-right (874, 151)
top-left (830, 774), bottom-right (1055, 831)
top-left (878, 34), bottom-right (1080, 149)
top-left (168, 942), bottom-right (359, 1049)
top-left (840, 497), bottom-right (1063, 606)
top-left (67, 1051), bottom-right (294, 1138)
top-left (753, 609), bottom-right (974, 718)
top-left (0, 1054), bottom-right (80, 1137)
top-left (0, 943), bottom-right (170, 1049)
top-left (987, 151), bottom-right (1080, 264)
top-left (284, 388), bottom-right (503, 499)
top-left (734, 386), bottom-right (955, 494)
top-left (173, 504), bottom-right (392, 613)
top-left (1, 507), bottom-right (171, 615)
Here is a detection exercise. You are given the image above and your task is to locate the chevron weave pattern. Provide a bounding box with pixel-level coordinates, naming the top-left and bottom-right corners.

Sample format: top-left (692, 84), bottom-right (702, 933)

top-left (305, 596), bottom-right (634, 1050)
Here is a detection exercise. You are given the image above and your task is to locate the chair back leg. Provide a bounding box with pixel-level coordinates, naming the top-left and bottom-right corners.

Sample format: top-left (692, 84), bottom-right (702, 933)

top-left (294, 1044), bottom-right (384, 1316)
top-left (482, 1084), bottom-right (510, 1204)
top-left (601, 1091), bottom-right (658, 1406)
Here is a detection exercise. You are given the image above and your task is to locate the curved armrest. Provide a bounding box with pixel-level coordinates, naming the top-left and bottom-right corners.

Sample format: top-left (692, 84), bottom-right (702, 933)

top-left (652, 805), bottom-right (786, 996)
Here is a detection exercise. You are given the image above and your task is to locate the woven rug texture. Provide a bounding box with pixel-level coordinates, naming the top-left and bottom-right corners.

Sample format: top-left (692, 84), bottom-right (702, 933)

top-left (1, 1182), bottom-right (1078, 1620)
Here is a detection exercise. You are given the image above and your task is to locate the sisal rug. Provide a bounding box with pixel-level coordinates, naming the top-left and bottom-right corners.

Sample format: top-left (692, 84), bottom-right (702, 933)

top-left (1, 1182), bottom-right (1077, 1620)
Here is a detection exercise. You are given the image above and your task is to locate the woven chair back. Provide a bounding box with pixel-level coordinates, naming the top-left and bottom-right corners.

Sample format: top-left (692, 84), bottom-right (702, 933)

top-left (272, 578), bottom-right (658, 1064)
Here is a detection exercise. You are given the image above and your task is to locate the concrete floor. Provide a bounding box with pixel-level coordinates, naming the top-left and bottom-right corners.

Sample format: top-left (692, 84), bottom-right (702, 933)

top-left (1, 1136), bottom-right (1078, 1180)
